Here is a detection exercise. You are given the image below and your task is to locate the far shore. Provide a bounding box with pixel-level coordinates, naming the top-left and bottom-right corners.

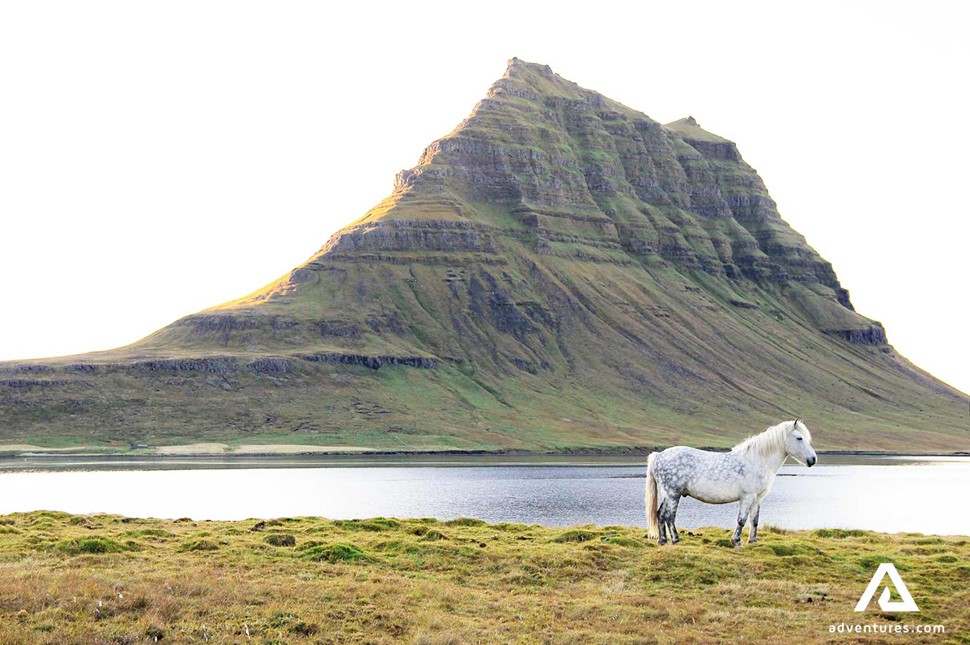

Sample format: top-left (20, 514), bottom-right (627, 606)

top-left (0, 442), bottom-right (967, 460)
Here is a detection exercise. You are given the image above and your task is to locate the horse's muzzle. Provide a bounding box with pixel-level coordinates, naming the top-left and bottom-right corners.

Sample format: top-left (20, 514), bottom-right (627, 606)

top-left (807, 456), bottom-right (817, 467)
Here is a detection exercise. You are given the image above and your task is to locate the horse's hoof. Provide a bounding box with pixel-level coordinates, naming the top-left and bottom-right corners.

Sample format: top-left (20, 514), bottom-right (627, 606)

top-left (672, 537), bottom-right (681, 545)
top-left (731, 540), bottom-right (742, 548)
top-left (658, 539), bottom-right (668, 546)
top-left (748, 538), bottom-right (758, 544)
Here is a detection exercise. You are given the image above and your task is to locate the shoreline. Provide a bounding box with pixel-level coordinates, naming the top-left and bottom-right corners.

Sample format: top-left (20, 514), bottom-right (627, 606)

top-left (1, 444), bottom-right (968, 460)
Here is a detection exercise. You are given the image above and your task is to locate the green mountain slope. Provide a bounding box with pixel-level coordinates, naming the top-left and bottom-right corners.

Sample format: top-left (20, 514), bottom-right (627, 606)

top-left (1, 59), bottom-right (966, 452)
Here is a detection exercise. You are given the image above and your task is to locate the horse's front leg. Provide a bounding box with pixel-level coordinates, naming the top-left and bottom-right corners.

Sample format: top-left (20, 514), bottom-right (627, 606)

top-left (732, 496), bottom-right (756, 547)
top-left (747, 500), bottom-right (761, 544)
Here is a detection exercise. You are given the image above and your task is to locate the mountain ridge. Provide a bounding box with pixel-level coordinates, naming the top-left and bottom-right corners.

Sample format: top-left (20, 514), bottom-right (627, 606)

top-left (1, 59), bottom-right (966, 453)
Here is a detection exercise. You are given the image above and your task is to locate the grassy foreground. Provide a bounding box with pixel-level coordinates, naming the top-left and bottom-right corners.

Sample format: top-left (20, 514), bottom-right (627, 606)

top-left (0, 512), bottom-right (967, 643)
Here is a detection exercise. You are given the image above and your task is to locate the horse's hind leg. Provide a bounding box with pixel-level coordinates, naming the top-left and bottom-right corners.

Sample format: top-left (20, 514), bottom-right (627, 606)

top-left (657, 497), bottom-right (669, 545)
top-left (657, 489), bottom-right (682, 545)
top-left (748, 501), bottom-right (761, 544)
top-left (666, 493), bottom-right (682, 544)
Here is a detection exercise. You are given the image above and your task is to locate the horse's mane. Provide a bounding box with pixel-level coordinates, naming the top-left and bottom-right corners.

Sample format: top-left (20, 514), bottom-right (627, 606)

top-left (730, 421), bottom-right (795, 460)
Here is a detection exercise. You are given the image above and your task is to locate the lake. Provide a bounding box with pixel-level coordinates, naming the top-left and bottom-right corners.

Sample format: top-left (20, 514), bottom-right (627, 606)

top-left (1, 454), bottom-right (968, 535)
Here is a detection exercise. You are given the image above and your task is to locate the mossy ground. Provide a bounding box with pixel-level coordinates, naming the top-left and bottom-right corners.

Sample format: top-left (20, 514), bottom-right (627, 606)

top-left (0, 512), bottom-right (966, 643)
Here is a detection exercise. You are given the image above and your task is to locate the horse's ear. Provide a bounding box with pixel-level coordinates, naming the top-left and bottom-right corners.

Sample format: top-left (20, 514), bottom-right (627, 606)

top-left (794, 418), bottom-right (801, 427)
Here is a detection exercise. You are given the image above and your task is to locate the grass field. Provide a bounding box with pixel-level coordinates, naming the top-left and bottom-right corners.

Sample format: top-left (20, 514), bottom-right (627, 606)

top-left (0, 512), bottom-right (966, 643)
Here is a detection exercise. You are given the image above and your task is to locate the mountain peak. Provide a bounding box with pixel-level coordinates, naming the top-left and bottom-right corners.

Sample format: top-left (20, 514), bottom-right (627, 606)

top-left (505, 57), bottom-right (555, 78)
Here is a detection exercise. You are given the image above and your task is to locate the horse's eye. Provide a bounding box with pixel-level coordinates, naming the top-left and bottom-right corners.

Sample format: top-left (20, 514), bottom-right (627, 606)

top-left (796, 436), bottom-right (803, 441)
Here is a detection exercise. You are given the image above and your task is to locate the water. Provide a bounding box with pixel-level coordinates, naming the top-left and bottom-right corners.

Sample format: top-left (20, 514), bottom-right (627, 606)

top-left (0, 455), bottom-right (968, 535)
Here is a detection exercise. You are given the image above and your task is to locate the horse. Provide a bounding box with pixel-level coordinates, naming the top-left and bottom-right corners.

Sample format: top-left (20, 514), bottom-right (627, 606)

top-left (645, 419), bottom-right (817, 546)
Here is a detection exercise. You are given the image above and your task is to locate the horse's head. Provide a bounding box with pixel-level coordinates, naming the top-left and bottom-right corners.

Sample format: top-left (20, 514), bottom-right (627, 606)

top-left (785, 419), bottom-right (817, 467)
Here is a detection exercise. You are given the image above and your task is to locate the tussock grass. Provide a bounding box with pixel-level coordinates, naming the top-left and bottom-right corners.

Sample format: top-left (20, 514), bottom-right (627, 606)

top-left (56, 536), bottom-right (134, 555)
top-left (264, 533), bottom-right (297, 547)
top-left (0, 512), bottom-right (966, 643)
top-left (815, 528), bottom-right (867, 539)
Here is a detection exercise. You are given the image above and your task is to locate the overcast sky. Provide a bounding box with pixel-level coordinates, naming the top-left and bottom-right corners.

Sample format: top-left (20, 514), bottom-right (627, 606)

top-left (1, 1), bottom-right (967, 395)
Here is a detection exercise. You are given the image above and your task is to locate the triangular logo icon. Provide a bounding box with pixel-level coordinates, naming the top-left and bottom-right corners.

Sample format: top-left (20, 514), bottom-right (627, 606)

top-left (854, 563), bottom-right (919, 612)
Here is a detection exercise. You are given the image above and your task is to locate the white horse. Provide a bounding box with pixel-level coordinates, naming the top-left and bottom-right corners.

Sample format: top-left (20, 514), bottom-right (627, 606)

top-left (645, 419), bottom-right (817, 546)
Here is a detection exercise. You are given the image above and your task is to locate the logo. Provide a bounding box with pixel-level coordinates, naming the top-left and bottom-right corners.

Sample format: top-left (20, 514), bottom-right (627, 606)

top-left (854, 563), bottom-right (919, 612)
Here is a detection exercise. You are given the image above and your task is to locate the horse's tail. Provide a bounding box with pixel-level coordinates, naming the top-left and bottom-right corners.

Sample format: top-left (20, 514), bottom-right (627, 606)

top-left (645, 452), bottom-right (660, 539)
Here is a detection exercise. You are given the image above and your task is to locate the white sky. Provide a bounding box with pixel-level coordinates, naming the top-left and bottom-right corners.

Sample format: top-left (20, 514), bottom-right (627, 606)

top-left (1, 1), bottom-right (967, 395)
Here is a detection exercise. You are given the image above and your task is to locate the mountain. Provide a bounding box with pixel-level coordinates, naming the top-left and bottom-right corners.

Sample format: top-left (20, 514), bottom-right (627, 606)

top-left (1, 59), bottom-right (966, 453)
